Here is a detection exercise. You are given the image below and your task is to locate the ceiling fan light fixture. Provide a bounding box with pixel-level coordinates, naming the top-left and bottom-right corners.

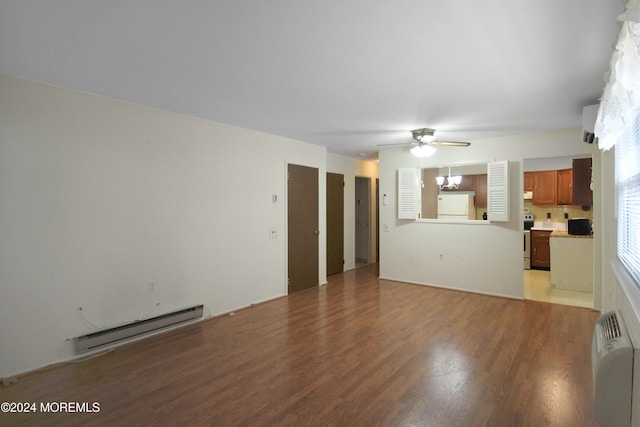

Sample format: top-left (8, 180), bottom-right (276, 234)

top-left (410, 144), bottom-right (435, 158)
top-left (419, 134), bottom-right (436, 144)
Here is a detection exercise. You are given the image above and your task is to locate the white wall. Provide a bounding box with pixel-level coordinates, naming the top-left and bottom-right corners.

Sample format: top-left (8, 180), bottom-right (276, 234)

top-left (326, 153), bottom-right (378, 270)
top-left (0, 75), bottom-right (329, 378)
top-left (379, 128), bottom-right (594, 299)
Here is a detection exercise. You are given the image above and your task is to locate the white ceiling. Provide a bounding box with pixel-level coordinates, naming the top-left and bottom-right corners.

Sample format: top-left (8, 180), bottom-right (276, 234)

top-left (0, 1), bottom-right (625, 159)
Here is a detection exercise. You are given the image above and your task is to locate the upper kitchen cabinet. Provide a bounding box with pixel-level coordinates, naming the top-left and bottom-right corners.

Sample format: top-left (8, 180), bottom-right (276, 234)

top-left (556, 168), bottom-right (573, 205)
top-left (475, 174), bottom-right (487, 207)
top-left (532, 170), bottom-right (557, 205)
top-left (523, 172), bottom-right (534, 192)
top-left (573, 158), bottom-right (593, 206)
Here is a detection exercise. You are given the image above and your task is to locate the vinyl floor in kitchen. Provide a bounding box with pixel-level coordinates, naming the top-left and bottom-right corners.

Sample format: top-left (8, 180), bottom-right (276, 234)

top-left (523, 269), bottom-right (593, 308)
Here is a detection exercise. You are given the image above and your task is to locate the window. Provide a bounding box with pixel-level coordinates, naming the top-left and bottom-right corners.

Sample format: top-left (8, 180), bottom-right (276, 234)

top-left (616, 113), bottom-right (640, 287)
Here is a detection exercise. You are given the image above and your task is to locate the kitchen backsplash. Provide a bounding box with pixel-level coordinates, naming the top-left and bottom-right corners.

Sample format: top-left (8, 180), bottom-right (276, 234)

top-left (474, 201), bottom-right (593, 223)
top-left (524, 200), bottom-right (593, 222)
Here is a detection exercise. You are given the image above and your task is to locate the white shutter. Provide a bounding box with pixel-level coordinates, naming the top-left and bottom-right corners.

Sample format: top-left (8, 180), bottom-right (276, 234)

top-left (487, 160), bottom-right (509, 222)
top-left (398, 168), bottom-right (418, 219)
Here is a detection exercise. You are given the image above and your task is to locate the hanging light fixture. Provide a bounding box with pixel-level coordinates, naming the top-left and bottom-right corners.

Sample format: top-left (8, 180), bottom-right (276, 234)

top-left (436, 166), bottom-right (462, 189)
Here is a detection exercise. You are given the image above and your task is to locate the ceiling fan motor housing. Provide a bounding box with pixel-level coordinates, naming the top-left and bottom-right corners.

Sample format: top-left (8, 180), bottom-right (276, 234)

top-left (412, 128), bottom-right (436, 142)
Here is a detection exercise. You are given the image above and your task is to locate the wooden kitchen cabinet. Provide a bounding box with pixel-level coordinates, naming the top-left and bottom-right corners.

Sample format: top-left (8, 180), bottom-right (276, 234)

top-left (475, 174), bottom-right (487, 207)
top-left (556, 168), bottom-right (573, 205)
top-left (531, 230), bottom-right (552, 270)
top-left (573, 158), bottom-right (593, 206)
top-left (523, 172), bottom-right (534, 191)
top-left (532, 170), bottom-right (557, 205)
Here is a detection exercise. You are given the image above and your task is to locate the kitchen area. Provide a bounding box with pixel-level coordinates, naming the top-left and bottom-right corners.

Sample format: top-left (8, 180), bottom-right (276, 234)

top-left (416, 157), bottom-right (595, 309)
top-left (523, 156), bottom-right (594, 308)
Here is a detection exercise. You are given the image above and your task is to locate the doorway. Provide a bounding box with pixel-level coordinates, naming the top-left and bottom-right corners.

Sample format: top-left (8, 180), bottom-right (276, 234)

top-left (288, 164), bottom-right (319, 293)
top-left (326, 172), bottom-right (344, 276)
top-left (522, 155), bottom-right (594, 308)
top-left (355, 177), bottom-right (370, 267)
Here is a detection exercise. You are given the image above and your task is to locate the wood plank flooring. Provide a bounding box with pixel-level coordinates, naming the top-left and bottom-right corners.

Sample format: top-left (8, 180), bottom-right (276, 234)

top-left (0, 264), bottom-right (599, 426)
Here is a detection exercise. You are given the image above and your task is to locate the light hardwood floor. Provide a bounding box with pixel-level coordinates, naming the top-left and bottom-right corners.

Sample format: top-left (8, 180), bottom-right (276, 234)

top-left (1, 264), bottom-right (599, 426)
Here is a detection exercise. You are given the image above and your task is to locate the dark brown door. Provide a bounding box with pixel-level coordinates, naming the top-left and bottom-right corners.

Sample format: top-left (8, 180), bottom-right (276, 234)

top-left (376, 178), bottom-right (379, 263)
top-left (288, 164), bottom-right (319, 293)
top-left (326, 173), bottom-right (344, 276)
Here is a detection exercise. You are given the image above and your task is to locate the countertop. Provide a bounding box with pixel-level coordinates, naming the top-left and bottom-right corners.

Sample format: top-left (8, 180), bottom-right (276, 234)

top-left (529, 222), bottom-right (593, 239)
top-left (549, 230), bottom-right (593, 239)
top-left (528, 226), bottom-right (593, 239)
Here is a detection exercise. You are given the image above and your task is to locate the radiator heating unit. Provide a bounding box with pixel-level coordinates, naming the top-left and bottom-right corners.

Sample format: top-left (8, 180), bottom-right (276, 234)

top-left (74, 304), bottom-right (204, 352)
top-left (592, 310), bottom-right (635, 427)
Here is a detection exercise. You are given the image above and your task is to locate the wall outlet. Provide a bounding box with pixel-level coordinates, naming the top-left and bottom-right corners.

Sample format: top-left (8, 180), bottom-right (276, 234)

top-left (269, 227), bottom-right (278, 239)
top-left (148, 282), bottom-right (156, 293)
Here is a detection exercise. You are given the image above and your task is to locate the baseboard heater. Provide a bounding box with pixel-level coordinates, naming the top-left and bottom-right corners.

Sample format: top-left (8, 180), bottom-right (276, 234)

top-left (74, 304), bottom-right (204, 353)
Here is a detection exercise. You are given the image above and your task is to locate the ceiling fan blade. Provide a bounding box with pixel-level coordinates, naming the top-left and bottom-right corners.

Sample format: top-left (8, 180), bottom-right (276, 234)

top-left (432, 140), bottom-right (471, 147)
top-left (375, 142), bottom-right (415, 147)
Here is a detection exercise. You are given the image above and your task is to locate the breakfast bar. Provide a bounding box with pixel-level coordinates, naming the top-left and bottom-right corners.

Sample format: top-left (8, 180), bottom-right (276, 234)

top-left (549, 231), bottom-right (594, 292)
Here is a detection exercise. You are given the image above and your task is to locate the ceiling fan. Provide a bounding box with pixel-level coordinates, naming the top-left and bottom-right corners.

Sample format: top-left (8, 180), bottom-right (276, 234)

top-left (377, 128), bottom-right (471, 157)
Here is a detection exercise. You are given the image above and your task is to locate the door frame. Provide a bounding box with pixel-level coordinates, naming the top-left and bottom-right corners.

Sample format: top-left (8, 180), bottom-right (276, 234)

top-left (355, 176), bottom-right (372, 265)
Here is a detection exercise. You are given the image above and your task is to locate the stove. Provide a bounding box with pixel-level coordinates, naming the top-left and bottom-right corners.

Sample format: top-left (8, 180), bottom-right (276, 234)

top-left (523, 214), bottom-right (534, 269)
top-left (524, 214), bottom-right (534, 230)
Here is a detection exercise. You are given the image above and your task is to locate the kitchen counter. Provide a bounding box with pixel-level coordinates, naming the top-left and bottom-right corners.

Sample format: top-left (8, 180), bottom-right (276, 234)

top-left (530, 227), bottom-right (555, 232)
top-left (549, 230), bottom-right (593, 239)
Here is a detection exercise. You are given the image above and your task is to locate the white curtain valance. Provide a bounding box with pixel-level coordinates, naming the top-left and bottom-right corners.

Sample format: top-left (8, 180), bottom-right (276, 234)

top-left (595, 0), bottom-right (640, 151)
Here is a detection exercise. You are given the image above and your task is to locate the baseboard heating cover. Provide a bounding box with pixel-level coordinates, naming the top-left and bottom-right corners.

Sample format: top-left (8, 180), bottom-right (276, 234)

top-left (74, 304), bottom-right (204, 353)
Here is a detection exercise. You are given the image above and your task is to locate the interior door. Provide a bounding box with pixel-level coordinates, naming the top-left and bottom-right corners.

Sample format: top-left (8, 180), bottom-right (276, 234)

top-left (326, 172), bottom-right (344, 276)
top-left (288, 164), bottom-right (319, 293)
top-left (355, 177), bottom-right (370, 265)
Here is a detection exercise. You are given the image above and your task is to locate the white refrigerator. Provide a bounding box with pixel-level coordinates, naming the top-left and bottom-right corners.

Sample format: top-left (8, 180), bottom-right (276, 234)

top-left (437, 194), bottom-right (476, 220)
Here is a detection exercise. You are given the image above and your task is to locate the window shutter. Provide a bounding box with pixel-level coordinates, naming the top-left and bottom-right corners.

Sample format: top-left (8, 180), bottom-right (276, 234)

top-left (487, 160), bottom-right (509, 222)
top-left (398, 168), bottom-right (418, 219)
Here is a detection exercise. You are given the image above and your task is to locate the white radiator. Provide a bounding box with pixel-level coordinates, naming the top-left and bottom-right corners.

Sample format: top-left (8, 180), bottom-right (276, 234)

top-left (592, 310), bottom-right (634, 427)
top-left (74, 304), bottom-right (203, 352)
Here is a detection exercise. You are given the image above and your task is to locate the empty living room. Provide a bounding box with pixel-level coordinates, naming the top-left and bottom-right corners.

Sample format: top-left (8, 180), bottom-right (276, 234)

top-left (2, 1), bottom-right (640, 426)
